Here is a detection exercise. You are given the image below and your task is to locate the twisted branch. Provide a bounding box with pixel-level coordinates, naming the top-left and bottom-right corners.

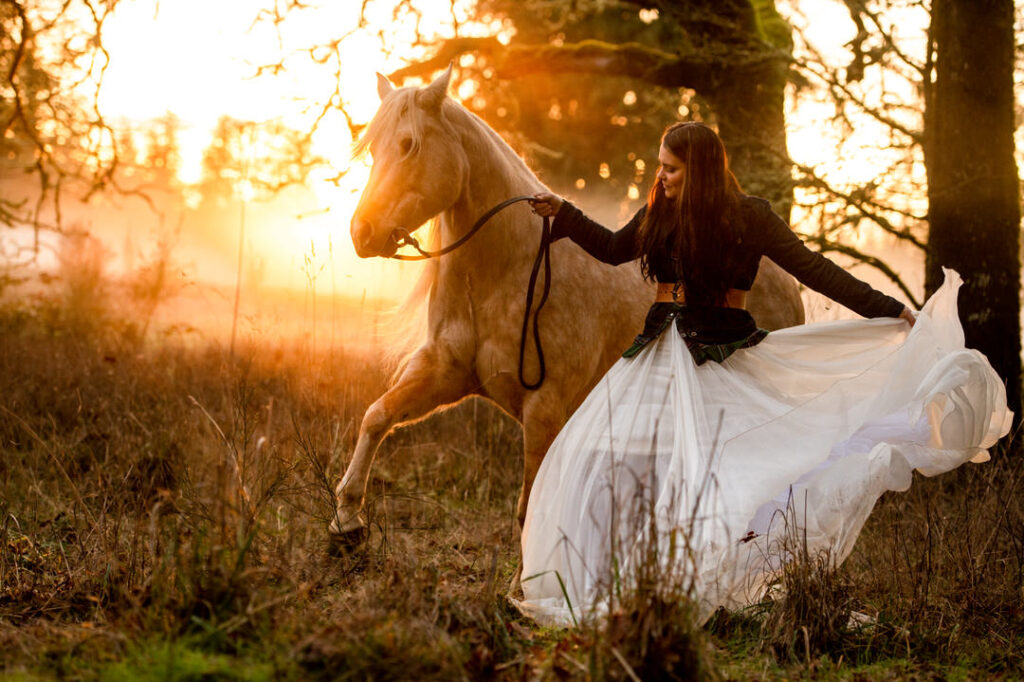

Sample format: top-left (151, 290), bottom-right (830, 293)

top-left (387, 36), bottom-right (777, 91)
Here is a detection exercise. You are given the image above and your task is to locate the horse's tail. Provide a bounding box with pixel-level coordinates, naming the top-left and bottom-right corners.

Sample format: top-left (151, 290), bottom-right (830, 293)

top-left (379, 217), bottom-right (440, 384)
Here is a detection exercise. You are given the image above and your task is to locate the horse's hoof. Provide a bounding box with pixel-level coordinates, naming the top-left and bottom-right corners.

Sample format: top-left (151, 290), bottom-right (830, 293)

top-left (507, 561), bottom-right (524, 600)
top-left (328, 525), bottom-right (368, 557)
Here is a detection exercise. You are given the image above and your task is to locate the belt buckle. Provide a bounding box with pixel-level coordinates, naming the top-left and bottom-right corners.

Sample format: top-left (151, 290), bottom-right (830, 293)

top-left (671, 281), bottom-right (684, 304)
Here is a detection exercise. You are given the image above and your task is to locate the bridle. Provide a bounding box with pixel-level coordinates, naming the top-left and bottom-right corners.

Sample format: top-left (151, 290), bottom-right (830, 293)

top-left (387, 195), bottom-right (552, 390)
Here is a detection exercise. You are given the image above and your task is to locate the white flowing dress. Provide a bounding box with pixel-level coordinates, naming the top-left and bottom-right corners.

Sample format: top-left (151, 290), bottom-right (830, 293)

top-left (518, 269), bottom-right (1012, 626)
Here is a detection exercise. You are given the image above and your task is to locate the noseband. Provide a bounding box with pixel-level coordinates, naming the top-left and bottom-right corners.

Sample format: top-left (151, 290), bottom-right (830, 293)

top-left (387, 196), bottom-right (552, 390)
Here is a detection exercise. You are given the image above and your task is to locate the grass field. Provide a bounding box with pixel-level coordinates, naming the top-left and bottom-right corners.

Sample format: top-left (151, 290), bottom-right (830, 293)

top-left (2, 256), bottom-right (1024, 680)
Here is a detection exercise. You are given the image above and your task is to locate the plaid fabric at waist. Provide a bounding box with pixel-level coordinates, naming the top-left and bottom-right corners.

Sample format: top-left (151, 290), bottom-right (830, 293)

top-left (621, 302), bottom-right (769, 364)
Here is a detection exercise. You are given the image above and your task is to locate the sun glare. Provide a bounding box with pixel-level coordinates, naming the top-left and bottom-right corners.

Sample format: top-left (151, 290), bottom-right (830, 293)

top-left (779, 0), bottom-right (929, 258)
top-left (94, 0), bottom-right (460, 299)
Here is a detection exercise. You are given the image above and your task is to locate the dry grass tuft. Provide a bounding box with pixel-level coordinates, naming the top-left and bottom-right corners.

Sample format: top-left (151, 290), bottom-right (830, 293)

top-left (760, 544), bottom-right (853, 663)
top-left (563, 474), bottom-right (721, 681)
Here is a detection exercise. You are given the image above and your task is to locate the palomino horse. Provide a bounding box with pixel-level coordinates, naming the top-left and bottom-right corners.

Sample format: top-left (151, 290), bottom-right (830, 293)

top-left (332, 66), bottom-right (804, 548)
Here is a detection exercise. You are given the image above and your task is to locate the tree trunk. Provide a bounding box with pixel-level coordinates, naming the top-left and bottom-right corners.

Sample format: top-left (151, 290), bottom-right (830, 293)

top-left (925, 0), bottom-right (1021, 418)
top-left (708, 59), bottom-right (792, 216)
top-left (705, 0), bottom-right (793, 216)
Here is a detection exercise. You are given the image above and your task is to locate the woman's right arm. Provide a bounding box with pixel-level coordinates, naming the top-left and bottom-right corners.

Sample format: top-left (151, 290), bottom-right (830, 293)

top-left (530, 192), bottom-right (643, 266)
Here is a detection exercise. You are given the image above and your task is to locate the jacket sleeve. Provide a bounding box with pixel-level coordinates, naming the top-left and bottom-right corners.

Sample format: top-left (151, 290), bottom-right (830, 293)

top-left (753, 199), bottom-right (906, 319)
top-left (549, 201), bottom-right (644, 266)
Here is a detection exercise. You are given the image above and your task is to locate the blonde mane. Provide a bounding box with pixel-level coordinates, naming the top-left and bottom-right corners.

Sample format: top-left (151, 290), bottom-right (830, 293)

top-left (379, 221), bottom-right (438, 383)
top-left (353, 89), bottom-right (427, 160)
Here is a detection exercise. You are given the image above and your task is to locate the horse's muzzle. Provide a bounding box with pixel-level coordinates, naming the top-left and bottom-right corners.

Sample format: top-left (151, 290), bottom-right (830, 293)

top-left (351, 217), bottom-right (397, 258)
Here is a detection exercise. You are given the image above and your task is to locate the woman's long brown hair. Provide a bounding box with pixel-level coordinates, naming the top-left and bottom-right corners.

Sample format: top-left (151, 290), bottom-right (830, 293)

top-left (637, 122), bottom-right (742, 305)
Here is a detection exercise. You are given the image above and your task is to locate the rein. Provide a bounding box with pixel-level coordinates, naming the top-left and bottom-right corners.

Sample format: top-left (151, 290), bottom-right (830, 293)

top-left (388, 195), bottom-right (552, 390)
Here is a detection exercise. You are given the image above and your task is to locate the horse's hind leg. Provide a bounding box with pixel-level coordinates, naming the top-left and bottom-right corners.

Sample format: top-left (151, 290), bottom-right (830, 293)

top-left (330, 345), bottom-right (474, 552)
top-left (508, 395), bottom-right (566, 594)
top-left (518, 396), bottom-right (567, 529)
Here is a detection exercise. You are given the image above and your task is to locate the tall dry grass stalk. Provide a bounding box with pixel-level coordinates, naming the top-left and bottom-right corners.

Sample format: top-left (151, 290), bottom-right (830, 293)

top-left (756, 496), bottom-right (854, 663)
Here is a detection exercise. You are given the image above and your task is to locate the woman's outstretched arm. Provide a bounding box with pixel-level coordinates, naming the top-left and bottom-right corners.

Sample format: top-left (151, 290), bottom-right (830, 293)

top-left (752, 198), bottom-right (916, 326)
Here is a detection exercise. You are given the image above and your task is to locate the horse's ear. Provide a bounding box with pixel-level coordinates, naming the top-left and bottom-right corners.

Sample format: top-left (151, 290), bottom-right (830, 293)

top-left (376, 72), bottom-right (396, 100)
top-left (416, 64), bottom-right (452, 111)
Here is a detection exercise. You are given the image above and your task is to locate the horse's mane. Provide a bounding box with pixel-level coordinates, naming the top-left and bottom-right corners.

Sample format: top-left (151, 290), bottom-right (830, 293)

top-left (353, 89), bottom-right (425, 160)
top-left (379, 220), bottom-right (439, 383)
top-left (354, 87), bottom-right (533, 176)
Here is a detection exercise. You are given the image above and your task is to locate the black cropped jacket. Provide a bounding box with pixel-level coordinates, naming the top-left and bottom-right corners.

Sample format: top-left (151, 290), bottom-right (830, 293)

top-left (552, 195), bottom-right (906, 363)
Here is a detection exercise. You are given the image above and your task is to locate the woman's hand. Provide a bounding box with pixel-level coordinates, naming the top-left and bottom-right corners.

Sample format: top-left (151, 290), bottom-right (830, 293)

top-left (899, 306), bottom-right (917, 327)
top-left (529, 192), bottom-right (563, 217)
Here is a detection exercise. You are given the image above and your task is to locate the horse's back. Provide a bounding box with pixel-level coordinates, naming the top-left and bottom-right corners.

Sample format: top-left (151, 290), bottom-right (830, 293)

top-left (748, 257), bottom-right (805, 330)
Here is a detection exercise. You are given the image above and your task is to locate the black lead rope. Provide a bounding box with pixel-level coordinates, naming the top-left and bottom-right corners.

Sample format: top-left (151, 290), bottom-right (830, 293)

top-left (388, 195), bottom-right (552, 390)
top-left (519, 213), bottom-right (552, 390)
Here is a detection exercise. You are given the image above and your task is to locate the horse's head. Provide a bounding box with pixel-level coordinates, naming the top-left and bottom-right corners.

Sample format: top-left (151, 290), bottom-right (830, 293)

top-left (350, 66), bottom-right (468, 258)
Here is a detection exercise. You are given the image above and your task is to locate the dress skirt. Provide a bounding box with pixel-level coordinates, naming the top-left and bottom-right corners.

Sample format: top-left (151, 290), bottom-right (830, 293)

top-left (517, 269), bottom-right (1012, 627)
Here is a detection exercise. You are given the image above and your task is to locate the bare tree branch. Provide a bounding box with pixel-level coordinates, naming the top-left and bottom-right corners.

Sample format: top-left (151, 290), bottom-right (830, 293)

top-left (387, 36), bottom-right (779, 91)
top-left (793, 49), bottom-right (923, 144)
top-left (794, 161), bottom-right (927, 250)
top-left (807, 234), bottom-right (923, 307)
top-left (1, 0), bottom-right (125, 237)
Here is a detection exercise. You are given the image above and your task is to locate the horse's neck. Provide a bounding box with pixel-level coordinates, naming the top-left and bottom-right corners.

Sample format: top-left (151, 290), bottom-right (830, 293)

top-left (442, 117), bottom-right (541, 262)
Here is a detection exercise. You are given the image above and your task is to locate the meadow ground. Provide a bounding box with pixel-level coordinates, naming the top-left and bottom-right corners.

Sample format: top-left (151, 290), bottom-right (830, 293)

top-left (2, 264), bottom-right (1024, 680)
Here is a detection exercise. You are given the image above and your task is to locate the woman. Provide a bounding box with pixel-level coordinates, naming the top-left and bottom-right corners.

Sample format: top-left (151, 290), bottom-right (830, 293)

top-left (518, 121), bottom-right (1011, 626)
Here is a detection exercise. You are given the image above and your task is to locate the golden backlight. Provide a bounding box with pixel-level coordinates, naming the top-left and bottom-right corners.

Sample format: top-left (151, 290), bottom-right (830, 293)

top-left (96, 0), bottom-right (487, 302)
top-left (90, 0), bottom-right (927, 308)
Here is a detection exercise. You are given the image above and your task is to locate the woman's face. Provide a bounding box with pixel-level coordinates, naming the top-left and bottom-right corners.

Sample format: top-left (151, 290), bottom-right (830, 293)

top-left (657, 145), bottom-right (686, 200)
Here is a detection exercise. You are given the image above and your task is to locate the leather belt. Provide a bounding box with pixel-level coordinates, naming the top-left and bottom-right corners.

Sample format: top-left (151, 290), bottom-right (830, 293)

top-left (655, 282), bottom-right (748, 309)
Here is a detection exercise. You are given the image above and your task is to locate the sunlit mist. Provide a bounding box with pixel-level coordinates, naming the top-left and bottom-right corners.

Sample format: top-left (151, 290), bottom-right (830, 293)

top-left (88, 0), bottom-right (515, 306)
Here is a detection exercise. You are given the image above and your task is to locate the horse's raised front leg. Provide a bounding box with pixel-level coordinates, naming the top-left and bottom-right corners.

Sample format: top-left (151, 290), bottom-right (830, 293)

top-left (330, 345), bottom-right (474, 551)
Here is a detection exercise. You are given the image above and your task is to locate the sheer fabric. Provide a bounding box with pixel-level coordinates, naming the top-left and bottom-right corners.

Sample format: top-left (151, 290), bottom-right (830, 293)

top-left (517, 270), bottom-right (1012, 626)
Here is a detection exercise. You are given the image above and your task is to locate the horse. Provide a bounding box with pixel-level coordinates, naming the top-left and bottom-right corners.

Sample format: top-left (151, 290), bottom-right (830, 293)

top-left (331, 66), bottom-right (805, 549)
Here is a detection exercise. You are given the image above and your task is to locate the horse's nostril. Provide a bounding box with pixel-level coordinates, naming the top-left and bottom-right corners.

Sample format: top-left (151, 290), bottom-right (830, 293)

top-left (351, 218), bottom-right (375, 254)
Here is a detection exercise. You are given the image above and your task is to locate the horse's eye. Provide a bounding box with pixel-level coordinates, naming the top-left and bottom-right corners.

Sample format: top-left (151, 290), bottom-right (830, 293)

top-left (400, 138), bottom-right (414, 155)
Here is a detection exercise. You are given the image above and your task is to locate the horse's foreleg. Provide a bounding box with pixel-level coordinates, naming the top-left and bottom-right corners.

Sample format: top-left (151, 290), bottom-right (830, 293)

top-left (330, 347), bottom-right (473, 549)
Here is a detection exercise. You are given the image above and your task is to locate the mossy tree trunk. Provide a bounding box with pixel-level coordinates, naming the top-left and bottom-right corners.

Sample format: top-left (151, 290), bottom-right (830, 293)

top-left (701, 0), bottom-right (793, 215)
top-left (707, 60), bottom-right (791, 216)
top-left (925, 0), bottom-right (1021, 417)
